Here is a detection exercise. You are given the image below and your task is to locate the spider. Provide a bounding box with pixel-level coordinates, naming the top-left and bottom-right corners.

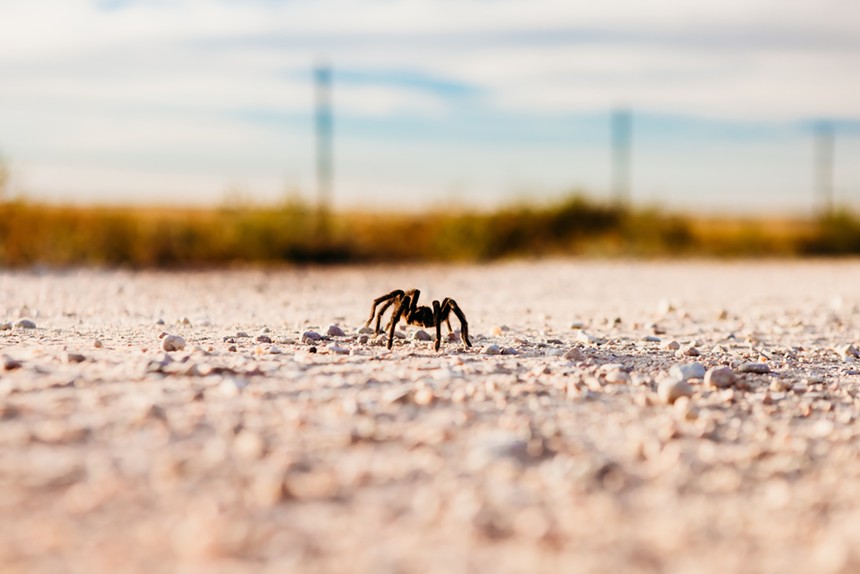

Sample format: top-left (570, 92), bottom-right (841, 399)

top-left (364, 289), bottom-right (473, 351)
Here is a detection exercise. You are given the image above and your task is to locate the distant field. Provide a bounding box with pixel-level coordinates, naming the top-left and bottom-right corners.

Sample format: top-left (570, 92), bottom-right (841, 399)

top-left (1, 195), bottom-right (859, 266)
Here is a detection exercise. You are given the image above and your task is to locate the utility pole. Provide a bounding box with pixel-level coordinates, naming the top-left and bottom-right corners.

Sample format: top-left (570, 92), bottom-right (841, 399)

top-left (314, 62), bottom-right (334, 241)
top-left (813, 121), bottom-right (834, 216)
top-left (611, 108), bottom-right (632, 206)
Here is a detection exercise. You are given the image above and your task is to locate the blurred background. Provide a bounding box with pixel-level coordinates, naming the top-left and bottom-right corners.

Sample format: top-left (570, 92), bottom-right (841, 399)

top-left (2, 0), bottom-right (860, 265)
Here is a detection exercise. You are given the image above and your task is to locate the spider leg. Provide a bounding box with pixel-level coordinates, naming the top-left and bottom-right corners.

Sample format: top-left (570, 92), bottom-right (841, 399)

top-left (365, 290), bottom-right (404, 334)
top-left (386, 295), bottom-right (411, 349)
top-left (374, 299), bottom-right (397, 334)
top-left (445, 298), bottom-right (472, 348)
top-left (404, 289), bottom-right (420, 323)
top-left (440, 298), bottom-right (454, 332)
top-left (432, 300), bottom-right (442, 351)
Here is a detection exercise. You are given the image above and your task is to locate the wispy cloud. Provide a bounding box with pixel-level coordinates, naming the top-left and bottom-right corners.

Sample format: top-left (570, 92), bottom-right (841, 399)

top-left (0, 0), bottom-right (859, 209)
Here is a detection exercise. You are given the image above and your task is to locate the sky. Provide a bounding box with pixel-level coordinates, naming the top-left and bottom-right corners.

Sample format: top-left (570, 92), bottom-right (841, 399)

top-left (1, 0), bottom-right (860, 213)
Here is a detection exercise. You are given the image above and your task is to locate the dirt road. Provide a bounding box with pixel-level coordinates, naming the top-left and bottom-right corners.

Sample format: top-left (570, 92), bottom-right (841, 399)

top-left (1, 260), bottom-right (860, 573)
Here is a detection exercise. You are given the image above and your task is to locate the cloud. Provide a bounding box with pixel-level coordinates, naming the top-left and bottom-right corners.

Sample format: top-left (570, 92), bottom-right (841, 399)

top-left (1, 0), bottom-right (860, 208)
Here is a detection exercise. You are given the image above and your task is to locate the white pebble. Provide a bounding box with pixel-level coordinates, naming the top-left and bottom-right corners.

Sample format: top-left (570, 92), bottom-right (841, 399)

top-left (657, 299), bottom-right (676, 315)
top-left (162, 334), bottom-right (187, 352)
top-left (575, 331), bottom-right (597, 345)
top-left (658, 378), bottom-right (693, 405)
top-left (670, 363), bottom-right (706, 381)
top-left (704, 366), bottom-right (736, 389)
top-left (327, 343), bottom-right (350, 355)
top-left (836, 344), bottom-right (860, 359)
top-left (662, 340), bottom-right (681, 351)
top-left (481, 344), bottom-right (501, 355)
top-left (604, 369), bottom-right (631, 385)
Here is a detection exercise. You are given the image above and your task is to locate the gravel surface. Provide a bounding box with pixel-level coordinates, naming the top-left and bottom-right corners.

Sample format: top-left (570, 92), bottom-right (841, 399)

top-left (2, 260), bottom-right (860, 573)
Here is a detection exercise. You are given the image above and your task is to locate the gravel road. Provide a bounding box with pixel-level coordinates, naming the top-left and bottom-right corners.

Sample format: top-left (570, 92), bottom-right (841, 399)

top-left (2, 260), bottom-right (860, 573)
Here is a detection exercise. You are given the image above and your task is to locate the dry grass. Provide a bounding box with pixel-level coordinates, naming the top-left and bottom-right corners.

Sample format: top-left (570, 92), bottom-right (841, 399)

top-left (0, 195), bottom-right (857, 267)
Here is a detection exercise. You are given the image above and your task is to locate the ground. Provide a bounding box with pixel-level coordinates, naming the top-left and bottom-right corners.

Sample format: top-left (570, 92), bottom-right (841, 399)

top-left (1, 260), bottom-right (860, 573)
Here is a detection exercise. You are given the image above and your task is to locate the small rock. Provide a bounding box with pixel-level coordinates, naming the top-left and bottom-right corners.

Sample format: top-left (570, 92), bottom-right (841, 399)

top-left (575, 331), bottom-right (597, 345)
top-left (227, 345), bottom-right (237, 352)
top-left (219, 376), bottom-right (248, 396)
top-left (737, 362), bottom-right (771, 374)
top-left (642, 335), bottom-right (661, 343)
top-left (93, 339), bottom-right (103, 349)
top-left (681, 345), bottom-right (701, 357)
top-left (570, 321), bottom-right (586, 329)
top-left (327, 324), bottom-right (346, 337)
top-left (162, 335), bottom-right (187, 352)
top-left (358, 326), bottom-right (374, 335)
top-left (604, 369), bottom-right (631, 385)
top-left (2, 354), bottom-right (22, 370)
top-left (179, 317), bottom-right (192, 326)
top-left (481, 344), bottom-right (501, 356)
top-left (63, 352), bottom-right (86, 364)
top-left (836, 344), bottom-right (860, 359)
top-left (302, 331), bottom-right (322, 344)
top-left (657, 299), bottom-right (676, 315)
top-left (662, 340), bottom-right (681, 351)
top-left (0, 322), bottom-right (11, 331)
top-left (414, 388), bottom-right (435, 406)
top-left (501, 347), bottom-right (519, 355)
top-left (658, 378), bottom-right (693, 405)
top-left (563, 347), bottom-right (585, 361)
top-left (704, 366), bottom-right (736, 389)
top-left (235, 331), bottom-right (250, 338)
top-left (14, 319), bottom-right (36, 329)
top-left (530, 364), bottom-right (551, 377)
top-left (255, 334), bottom-right (272, 344)
top-left (358, 334), bottom-right (369, 344)
top-left (233, 431), bottom-right (266, 460)
top-left (327, 343), bottom-right (350, 355)
top-left (670, 363), bottom-right (706, 381)
top-left (414, 330), bottom-right (432, 341)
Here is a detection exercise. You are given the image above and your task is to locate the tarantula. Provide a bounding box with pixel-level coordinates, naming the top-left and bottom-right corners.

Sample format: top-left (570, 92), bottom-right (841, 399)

top-left (365, 289), bottom-right (473, 351)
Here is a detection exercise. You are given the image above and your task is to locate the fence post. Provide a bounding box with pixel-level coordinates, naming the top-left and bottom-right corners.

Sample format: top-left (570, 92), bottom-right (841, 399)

top-left (314, 62), bottom-right (334, 241)
top-left (611, 108), bottom-right (632, 206)
top-left (813, 121), bottom-right (834, 216)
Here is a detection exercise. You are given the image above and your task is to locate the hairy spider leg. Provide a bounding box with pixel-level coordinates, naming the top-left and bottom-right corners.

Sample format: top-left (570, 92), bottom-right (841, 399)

top-left (440, 298), bottom-right (472, 348)
top-left (386, 294), bottom-right (412, 349)
top-left (432, 300), bottom-right (443, 351)
top-left (402, 289), bottom-right (421, 324)
top-left (365, 289), bottom-right (404, 333)
top-left (438, 298), bottom-right (454, 336)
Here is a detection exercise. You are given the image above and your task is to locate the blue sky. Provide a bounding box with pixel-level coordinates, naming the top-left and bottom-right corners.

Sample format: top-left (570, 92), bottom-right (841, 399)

top-left (1, 0), bottom-right (859, 213)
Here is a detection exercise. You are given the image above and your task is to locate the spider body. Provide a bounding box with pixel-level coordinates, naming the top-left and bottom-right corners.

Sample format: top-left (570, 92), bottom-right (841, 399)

top-left (365, 289), bottom-right (472, 351)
